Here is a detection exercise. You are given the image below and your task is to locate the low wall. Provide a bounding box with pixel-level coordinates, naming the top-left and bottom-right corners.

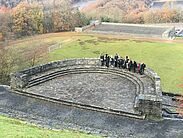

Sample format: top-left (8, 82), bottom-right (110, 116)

top-left (11, 58), bottom-right (100, 89)
top-left (75, 24), bottom-right (94, 32)
top-left (75, 20), bottom-right (101, 32)
top-left (10, 58), bottom-right (163, 119)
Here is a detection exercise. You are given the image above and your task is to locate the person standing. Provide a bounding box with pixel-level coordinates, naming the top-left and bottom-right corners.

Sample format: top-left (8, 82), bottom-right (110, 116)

top-left (114, 53), bottom-right (119, 61)
top-left (100, 54), bottom-right (105, 66)
top-left (133, 61), bottom-right (137, 73)
top-left (137, 63), bottom-right (141, 74)
top-left (124, 56), bottom-right (129, 69)
top-left (104, 54), bottom-right (108, 66)
top-left (141, 63), bottom-right (146, 75)
top-left (110, 56), bottom-right (115, 67)
top-left (114, 53), bottom-right (119, 67)
top-left (129, 60), bottom-right (133, 71)
top-left (106, 55), bottom-right (110, 67)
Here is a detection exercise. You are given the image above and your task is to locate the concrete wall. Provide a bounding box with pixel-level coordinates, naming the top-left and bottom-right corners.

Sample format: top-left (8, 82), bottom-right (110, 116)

top-left (90, 22), bottom-right (176, 40)
top-left (75, 20), bottom-right (101, 32)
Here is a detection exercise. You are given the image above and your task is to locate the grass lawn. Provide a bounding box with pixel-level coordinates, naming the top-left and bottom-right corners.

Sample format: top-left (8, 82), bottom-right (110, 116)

top-left (175, 37), bottom-right (183, 40)
top-left (10, 32), bottom-right (183, 93)
top-left (2, 32), bottom-right (183, 137)
top-left (0, 115), bottom-right (101, 138)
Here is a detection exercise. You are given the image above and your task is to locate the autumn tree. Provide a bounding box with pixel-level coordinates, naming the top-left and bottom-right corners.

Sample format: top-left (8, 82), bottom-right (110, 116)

top-left (143, 7), bottom-right (182, 24)
top-left (0, 7), bottom-right (12, 40)
top-left (12, 2), bottom-right (44, 37)
top-left (51, 0), bottom-right (73, 32)
top-left (124, 11), bottom-right (144, 23)
top-left (72, 9), bottom-right (90, 27)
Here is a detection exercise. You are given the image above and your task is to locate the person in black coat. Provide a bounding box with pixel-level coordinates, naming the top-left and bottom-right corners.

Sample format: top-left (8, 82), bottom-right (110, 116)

top-left (106, 56), bottom-right (110, 67)
top-left (120, 58), bottom-right (124, 69)
top-left (100, 54), bottom-right (105, 66)
top-left (129, 60), bottom-right (133, 71)
top-left (114, 59), bottom-right (117, 67)
top-left (118, 59), bottom-right (121, 68)
top-left (133, 61), bottom-right (137, 73)
top-left (140, 63), bottom-right (146, 75)
top-left (114, 53), bottom-right (119, 67)
top-left (110, 57), bottom-right (115, 67)
top-left (104, 54), bottom-right (107, 66)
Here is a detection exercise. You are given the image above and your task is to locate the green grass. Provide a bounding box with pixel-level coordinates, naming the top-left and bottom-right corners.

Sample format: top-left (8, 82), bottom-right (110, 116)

top-left (10, 32), bottom-right (183, 93)
top-left (0, 115), bottom-right (100, 138)
top-left (49, 36), bottom-right (183, 93)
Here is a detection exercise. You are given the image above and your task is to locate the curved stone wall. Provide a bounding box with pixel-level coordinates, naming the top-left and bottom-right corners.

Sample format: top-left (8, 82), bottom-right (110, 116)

top-left (10, 58), bottom-right (163, 119)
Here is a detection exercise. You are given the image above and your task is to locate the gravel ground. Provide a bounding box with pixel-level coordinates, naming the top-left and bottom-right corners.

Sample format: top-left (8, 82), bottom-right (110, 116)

top-left (1, 86), bottom-right (183, 138)
top-left (27, 73), bottom-right (138, 114)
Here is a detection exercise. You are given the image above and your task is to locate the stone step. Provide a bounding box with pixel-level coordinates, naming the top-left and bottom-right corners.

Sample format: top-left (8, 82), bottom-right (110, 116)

top-left (27, 68), bottom-right (144, 93)
top-left (28, 67), bottom-right (101, 85)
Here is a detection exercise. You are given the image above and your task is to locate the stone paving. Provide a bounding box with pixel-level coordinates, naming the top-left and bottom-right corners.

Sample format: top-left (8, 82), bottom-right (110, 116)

top-left (1, 86), bottom-right (183, 138)
top-left (27, 73), bottom-right (138, 114)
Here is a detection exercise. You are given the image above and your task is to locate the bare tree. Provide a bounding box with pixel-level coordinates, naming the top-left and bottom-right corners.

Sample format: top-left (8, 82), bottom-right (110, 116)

top-left (22, 43), bottom-right (49, 67)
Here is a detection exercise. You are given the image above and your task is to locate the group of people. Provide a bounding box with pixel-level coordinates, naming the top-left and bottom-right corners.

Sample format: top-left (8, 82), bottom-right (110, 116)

top-left (100, 53), bottom-right (146, 75)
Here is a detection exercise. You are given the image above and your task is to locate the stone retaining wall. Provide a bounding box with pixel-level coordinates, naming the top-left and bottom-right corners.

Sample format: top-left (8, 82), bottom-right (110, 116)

top-left (136, 68), bottom-right (162, 119)
top-left (10, 58), bottom-right (163, 119)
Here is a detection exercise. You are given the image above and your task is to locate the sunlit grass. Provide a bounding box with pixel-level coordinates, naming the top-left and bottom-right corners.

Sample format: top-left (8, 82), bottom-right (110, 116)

top-left (49, 36), bottom-right (183, 93)
top-left (0, 115), bottom-right (101, 138)
top-left (9, 32), bottom-right (183, 93)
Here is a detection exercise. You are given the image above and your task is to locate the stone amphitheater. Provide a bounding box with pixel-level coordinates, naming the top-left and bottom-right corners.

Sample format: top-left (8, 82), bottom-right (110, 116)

top-left (1, 58), bottom-right (183, 137)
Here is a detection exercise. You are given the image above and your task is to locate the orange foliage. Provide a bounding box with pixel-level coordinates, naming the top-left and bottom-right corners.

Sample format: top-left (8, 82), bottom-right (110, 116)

top-left (82, 0), bottom-right (150, 23)
top-left (0, 6), bottom-right (10, 13)
top-left (81, 2), bottom-right (98, 13)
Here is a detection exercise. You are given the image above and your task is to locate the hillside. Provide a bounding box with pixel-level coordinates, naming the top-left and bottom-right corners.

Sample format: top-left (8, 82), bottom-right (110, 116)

top-left (83, 0), bottom-right (153, 12)
top-left (0, 0), bottom-right (85, 8)
top-left (82, 0), bottom-right (153, 23)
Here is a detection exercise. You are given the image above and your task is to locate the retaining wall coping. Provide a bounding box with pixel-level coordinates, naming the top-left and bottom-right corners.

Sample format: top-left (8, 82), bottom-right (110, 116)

top-left (101, 22), bottom-right (173, 29)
